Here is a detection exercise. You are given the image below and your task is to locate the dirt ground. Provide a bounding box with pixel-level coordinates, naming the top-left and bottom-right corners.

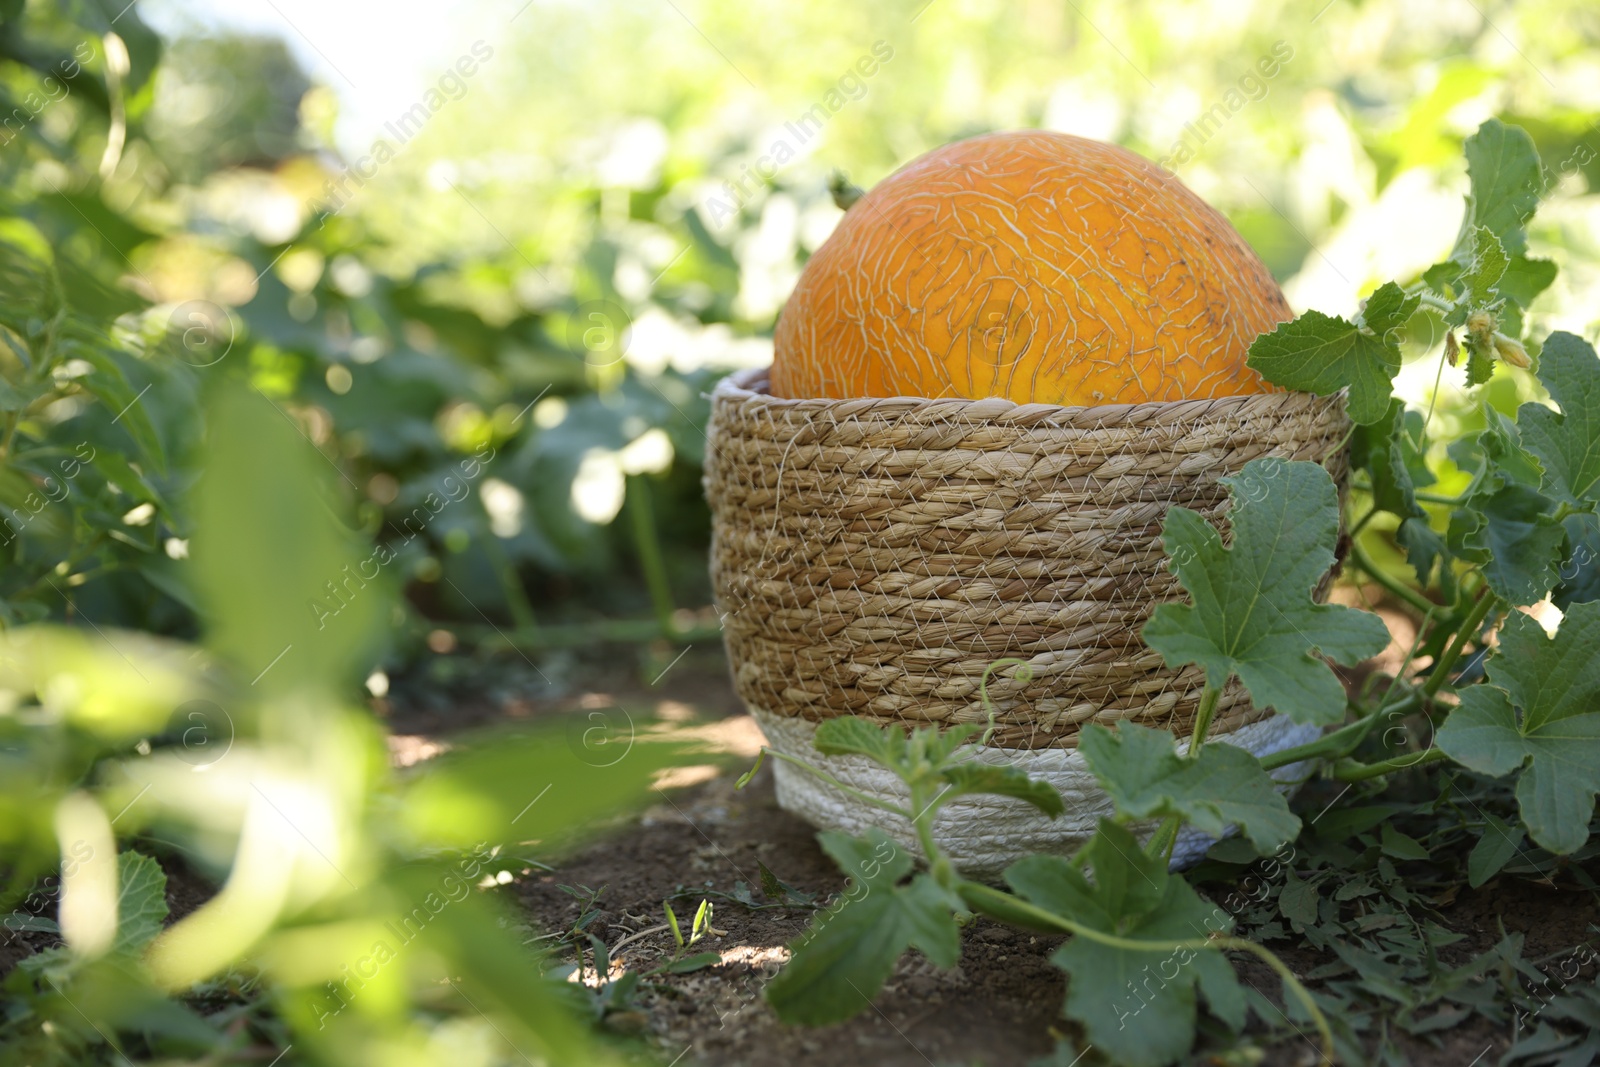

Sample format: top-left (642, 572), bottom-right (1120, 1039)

top-left (384, 643), bottom-right (1600, 1067)
top-left (7, 641), bottom-right (1598, 1066)
top-left (518, 770), bottom-right (1069, 1067)
top-left (503, 745), bottom-right (1599, 1067)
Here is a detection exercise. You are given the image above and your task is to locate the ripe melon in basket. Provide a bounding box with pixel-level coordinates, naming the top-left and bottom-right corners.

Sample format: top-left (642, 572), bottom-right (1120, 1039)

top-left (710, 129), bottom-right (1341, 876)
top-left (771, 129), bottom-right (1292, 406)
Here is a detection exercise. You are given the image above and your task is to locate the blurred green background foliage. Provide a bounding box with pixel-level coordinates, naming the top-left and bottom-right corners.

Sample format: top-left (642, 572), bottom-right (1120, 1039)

top-left (3, 0), bottom-right (1598, 658)
top-left (1, 0), bottom-right (1599, 1062)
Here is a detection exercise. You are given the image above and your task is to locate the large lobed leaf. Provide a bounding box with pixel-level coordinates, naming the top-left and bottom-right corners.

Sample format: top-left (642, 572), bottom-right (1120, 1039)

top-left (813, 715), bottom-right (1063, 816)
top-left (1437, 601), bottom-right (1600, 854)
top-left (1456, 118), bottom-right (1544, 259)
top-left (1143, 458), bottom-right (1391, 725)
top-left (1446, 405), bottom-right (1565, 605)
top-left (1079, 723), bottom-right (1299, 852)
top-left (1007, 822), bottom-right (1245, 1067)
top-left (1520, 331), bottom-right (1600, 508)
top-left (766, 829), bottom-right (961, 1025)
top-left (1518, 332), bottom-right (1600, 607)
top-left (1246, 282), bottom-right (1416, 425)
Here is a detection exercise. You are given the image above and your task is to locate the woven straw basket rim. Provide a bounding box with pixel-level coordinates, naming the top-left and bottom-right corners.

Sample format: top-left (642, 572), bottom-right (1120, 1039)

top-left (704, 366), bottom-right (1350, 751)
top-left (711, 365), bottom-right (1340, 425)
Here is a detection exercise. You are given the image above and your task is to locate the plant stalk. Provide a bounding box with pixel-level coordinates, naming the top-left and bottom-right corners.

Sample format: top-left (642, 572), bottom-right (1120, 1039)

top-left (1350, 537), bottom-right (1437, 615)
top-left (956, 883), bottom-right (1335, 1063)
top-left (1331, 746), bottom-right (1450, 781)
top-left (1188, 683), bottom-right (1221, 758)
top-left (1146, 683), bottom-right (1221, 861)
top-left (1422, 588), bottom-right (1499, 699)
top-left (625, 474), bottom-right (679, 635)
top-left (1259, 691), bottom-right (1421, 771)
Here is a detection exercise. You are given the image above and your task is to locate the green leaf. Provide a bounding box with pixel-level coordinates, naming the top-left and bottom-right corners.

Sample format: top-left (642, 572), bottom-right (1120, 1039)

top-left (939, 762), bottom-right (1064, 817)
top-left (758, 860), bottom-right (785, 901)
top-left (919, 722), bottom-right (983, 766)
top-left (401, 723), bottom-right (692, 851)
top-left (1497, 255), bottom-right (1558, 337)
top-left (1142, 458), bottom-right (1391, 725)
top-left (1003, 854), bottom-right (1113, 928)
top-left (378, 863), bottom-right (594, 1062)
top-left (75, 346), bottom-right (168, 476)
top-left (1007, 823), bottom-right (1241, 1067)
top-left (113, 851), bottom-right (169, 955)
top-left (1520, 331), bottom-right (1600, 507)
top-left (1079, 723), bottom-right (1300, 851)
top-left (1398, 518), bottom-right (1450, 586)
top-left (191, 385), bottom-right (388, 693)
top-left (1447, 405), bottom-right (1564, 605)
top-left (1554, 513), bottom-right (1600, 609)
top-left (1352, 399), bottom-right (1430, 522)
top-left (1246, 282), bottom-right (1417, 425)
top-left (1379, 824), bottom-right (1430, 861)
top-left (1464, 342), bottom-right (1497, 387)
top-left (766, 829), bottom-right (960, 1026)
top-left (663, 900), bottom-right (683, 948)
top-left (1457, 118), bottom-right (1544, 258)
top-left (1191, 948), bottom-right (1249, 1031)
top-left (813, 717), bottom-right (908, 769)
top-left (1461, 226), bottom-right (1509, 305)
top-left (1449, 483), bottom-right (1564, 606)
top-left (1362, 279), bottom-right (1422, 337)
top-left (1467, 813), bottom-right (1525, 888)
top-left (1518, 334), bottom-right (1600, 605)
top-left (1278, 871), bottom-right (1320, 929)
top-left (1437, 603), bottom-right (1600, 853)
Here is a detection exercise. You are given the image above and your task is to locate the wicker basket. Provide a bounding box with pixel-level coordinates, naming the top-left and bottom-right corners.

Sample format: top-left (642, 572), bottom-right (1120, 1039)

top-left (704, 366), bottom-right (1350, 874)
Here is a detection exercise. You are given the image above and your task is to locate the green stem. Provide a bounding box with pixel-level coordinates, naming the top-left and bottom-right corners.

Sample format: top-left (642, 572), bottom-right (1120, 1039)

top-left (957, 883), bottom-right (1334, 1063)
top-left (1413, 290), bottom-right (1456, 314)
top-left (1350, 537), bottom-right (1437, 615)
top-left (1146, 817), bottom-right (1181, 863)
top-left (1259, 692), bottom-right (1421, 771)
top-left (1331, 746), bottom-right (1450, 781)
top-left (1349, 477), bottom-right (1465, 508)
top-left (1422, 588), bottom-right (1499, 699)
top-left (1187, 683), bottom-right (1221, 757)
top-left (626, 474), bottom-right (679, 635)
top-left (978, 657), bottom-right (1032, 747)
top-left (1145, 683), bottom-right (1220, 862)
top-left (0, 411), bottom-right (18, 464)
top-left (1143, 684), bottom-right (1221, 862)
top-left (910, 780), bottom-right (958, 889)
top-left (1348, 506), bottom-right (1380, 540)
top-left (752, 746), bottom-right (913, 821)
top-left (478, 520), bottom-right (540, 635)
top-left (1545, 500), bottom-right (1593, 524)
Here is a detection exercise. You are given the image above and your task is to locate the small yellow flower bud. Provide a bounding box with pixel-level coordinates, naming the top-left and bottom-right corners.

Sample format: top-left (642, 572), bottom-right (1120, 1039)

top-left (1493, 333), bottom-right (1531, 369)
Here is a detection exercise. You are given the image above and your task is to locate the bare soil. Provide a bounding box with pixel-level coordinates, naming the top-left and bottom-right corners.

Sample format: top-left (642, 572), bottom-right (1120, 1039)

top-left (8, 640), bottom-right (1598, 1066)
top-left (419, 644), bottom-right (1600, 1067)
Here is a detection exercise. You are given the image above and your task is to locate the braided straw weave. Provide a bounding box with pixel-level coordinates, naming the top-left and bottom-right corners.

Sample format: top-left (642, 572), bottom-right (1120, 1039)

top-left (703, 366), bottom-right (1350, 871)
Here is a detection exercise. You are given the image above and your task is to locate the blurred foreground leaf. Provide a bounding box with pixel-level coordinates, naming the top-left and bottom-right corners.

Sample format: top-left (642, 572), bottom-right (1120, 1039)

top-left (191, 385), bottom-right (388, 694)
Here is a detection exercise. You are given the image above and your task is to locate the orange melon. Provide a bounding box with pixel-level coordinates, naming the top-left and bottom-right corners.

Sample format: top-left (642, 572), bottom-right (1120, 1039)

top-left (771, 130), bottom-right (1291, 406)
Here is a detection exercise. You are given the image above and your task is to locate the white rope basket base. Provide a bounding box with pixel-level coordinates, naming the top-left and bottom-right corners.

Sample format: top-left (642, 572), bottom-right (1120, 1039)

top-left (754, 708), bottom-right (1320, 876)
